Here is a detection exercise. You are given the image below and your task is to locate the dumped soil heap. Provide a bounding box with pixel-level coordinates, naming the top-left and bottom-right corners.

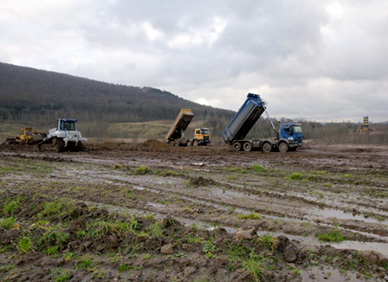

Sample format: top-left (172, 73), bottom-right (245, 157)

top-left (140, 139), bottom-right (174, 152)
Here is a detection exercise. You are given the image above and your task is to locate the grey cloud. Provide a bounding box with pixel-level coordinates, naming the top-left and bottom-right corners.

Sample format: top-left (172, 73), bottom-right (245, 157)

top-left (1, 0), bottom-right (387, 122)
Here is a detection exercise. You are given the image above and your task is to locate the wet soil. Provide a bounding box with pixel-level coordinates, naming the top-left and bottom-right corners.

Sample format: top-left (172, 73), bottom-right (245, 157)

top-left (0, 140), bottom-right (388, 281)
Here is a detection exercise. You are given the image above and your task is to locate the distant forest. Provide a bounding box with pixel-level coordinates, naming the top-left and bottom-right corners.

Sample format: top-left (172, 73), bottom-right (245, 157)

top-left (1, 62), bottom-right (387, 143)
top-left (0, 62), bottom-right (234, 126)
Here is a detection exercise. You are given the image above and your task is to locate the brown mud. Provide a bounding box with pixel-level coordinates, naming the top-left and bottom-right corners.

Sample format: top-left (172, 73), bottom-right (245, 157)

top-left (0, 140), bottom-right (388, 281)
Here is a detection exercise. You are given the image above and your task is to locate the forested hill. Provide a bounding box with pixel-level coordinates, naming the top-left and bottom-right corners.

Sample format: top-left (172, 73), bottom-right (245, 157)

top-left (0, 62), bottom-right (234, 124)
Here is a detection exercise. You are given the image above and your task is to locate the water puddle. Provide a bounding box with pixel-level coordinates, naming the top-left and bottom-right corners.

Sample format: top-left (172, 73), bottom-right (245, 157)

top-left (304, 206), bottom-right (388, 225)
top-left (299, 266), bottom-right (363, 282)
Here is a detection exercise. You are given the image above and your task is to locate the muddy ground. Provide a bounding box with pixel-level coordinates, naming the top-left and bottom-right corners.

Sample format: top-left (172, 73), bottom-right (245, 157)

top-left (0, 140), bottom-right (388, 281)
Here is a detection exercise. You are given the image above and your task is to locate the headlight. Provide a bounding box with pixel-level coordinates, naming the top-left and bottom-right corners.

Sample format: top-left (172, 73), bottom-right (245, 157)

top-left (288, 137), bottom-right (294, 141)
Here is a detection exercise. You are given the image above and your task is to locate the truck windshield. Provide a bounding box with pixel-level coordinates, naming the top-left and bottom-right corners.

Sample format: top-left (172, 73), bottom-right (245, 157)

top-left (201, 129), bottom-right (210, 134)
top-left (293, 126), bottom-right (303, 133)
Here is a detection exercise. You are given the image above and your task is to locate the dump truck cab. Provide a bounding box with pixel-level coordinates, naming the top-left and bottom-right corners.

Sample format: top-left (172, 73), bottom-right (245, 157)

top-left (280, 123), bottom-right (304, 149)
top-left (193, 128), bottom-right (211, 146)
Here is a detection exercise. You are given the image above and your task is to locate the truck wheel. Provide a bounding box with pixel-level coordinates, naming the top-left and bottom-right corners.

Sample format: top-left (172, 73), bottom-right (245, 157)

top-left (262, 142), bottom-right (272, 153)
top-left (278, 142), bottom-right (289, 153)
top-left (233, 142), bottom-right (242, 151)
top-left (243, 142), bottom-right (252, 152)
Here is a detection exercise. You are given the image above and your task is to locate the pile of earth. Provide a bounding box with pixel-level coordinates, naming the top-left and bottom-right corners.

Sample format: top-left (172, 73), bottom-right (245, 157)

top-left (139, 139), bottom-right (174, 152)
top-left (189, 176), bottom-right (218, 187)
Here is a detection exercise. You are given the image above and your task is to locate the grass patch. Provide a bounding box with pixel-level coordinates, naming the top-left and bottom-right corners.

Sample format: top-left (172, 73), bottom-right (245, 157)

top-left (289, 172), bottom-right (304, 180)
top-left (87, 220), bottom-right (134, 238)
top-left (3, 197), bottom-right (22, 215)
top-left (0, 217), bottom-right (16, 230)
top-left (317, 228), bottom-right (345, 242)
top-left (113, 163), bottom-right (123, 169)
top-left (237, 213), bottom-right (261, 220)
top-left (37, 199), bottom-right (78, 221)
top-left (17, 234), bottom-right (32, 253)
top-left (38, 227), bottom-right (70, 251)
top-left (257, 234), bottom-right (278, 251)
top-left (75, 255), bottom-right (94, 269)
top-left (134, 166), bottom-right (149, 175)
top-left (242, 249), bottom-right (266, 281)
top-left (250, 164), bottom-right (265, 172)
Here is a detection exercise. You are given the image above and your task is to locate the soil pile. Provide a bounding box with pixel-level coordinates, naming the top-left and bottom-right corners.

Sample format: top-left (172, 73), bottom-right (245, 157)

top-left (140, 139), bottom-right (173, 152)
top-left (189, 176), bottom-right (217, 187)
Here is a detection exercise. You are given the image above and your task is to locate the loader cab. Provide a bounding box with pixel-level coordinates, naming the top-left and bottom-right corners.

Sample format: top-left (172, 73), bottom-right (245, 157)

top-left (280, 123), bottom-right (304, 142)
top-left (57, 119), bottom-right (77, 131)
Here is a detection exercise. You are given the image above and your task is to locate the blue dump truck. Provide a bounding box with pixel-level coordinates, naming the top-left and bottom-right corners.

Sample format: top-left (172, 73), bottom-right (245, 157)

top-left (222, 93), bottom-right (304, 152)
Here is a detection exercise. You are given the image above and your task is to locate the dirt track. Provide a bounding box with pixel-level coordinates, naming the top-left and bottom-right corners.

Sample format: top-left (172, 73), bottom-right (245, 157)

top-left (1, 140), bottom-right (388, 281)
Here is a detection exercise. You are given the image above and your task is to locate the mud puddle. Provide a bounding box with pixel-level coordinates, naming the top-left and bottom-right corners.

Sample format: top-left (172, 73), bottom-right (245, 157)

top-left (82, 197), bottom-right (388, 257)
top-left (300, 266), bottom-right (363, 282)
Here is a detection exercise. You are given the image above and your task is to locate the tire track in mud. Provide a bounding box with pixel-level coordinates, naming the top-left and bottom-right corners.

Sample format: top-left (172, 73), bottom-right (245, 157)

top-left (2, 143), bottom-right (388, 266)
top-left (58, 165), bottom-right (388, 244)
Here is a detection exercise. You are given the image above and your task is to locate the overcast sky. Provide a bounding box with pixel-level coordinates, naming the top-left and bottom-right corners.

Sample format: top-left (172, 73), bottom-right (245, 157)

top-left (1, 0), bottom-right (388, 122)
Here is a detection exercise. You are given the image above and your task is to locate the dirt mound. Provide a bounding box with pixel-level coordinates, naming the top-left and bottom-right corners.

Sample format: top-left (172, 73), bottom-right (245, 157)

top-left (142, 139), bottom-right (170, 148)
top-left (138, 139), bottom-right (174, 152)
top-left (189, 176), bottom-right (217, 187)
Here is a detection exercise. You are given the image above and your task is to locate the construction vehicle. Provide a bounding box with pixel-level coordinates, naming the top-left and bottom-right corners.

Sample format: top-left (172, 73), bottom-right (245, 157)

top-left (222, 93), bottom-right (303, 152)
top-left (193, 128), bottom-right (211, 146)
top-left (166, 109), bottom-right (211, 146)
top-left (5, 128), bottom-right (45, 145)
top-left (166, 109), bottom-right (194, 146)
top-left (359, 116), bottom-right (372, 133)
top-left (38, 118), bottom-right (87, 152)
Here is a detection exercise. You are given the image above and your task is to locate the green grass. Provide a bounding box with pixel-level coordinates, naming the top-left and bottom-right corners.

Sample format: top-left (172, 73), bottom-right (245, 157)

top-left (317, 228), bottom-right (345, 242)
top-left (118, 264), bottom-right (129, 272)
top-left (37, 199), bottom-right (78, 221)
top-left (134, 166), bottom-right (149, 175)
top-left (237, 212), bottom-right (261, 220)
top-left (257, 234), bottom-right (278, 251)
top-left (38, 227), bottom-right (70, 250)
top-left (55, 272), bottom-right (70, 282)
top-left (75, 255), bottom-right (93, 269)
top-left (17, 234), bottom-right (32, 253)
top-left (145, 222), bottom-right (164, 238)
top-left (86, 220), bottom-right (133, 238)
top-left (242, 250), bottom-right (266, 281)
top-left (3, 197), bottom-right (22, 215)
top-left (250, 164), bottom-right (265, 172)
top-left (0, 217), bottom-right (16, 229)
top-left (203, 240), bottom-right (217, 255)
top-left (289, 172), bottom-right (304, 180)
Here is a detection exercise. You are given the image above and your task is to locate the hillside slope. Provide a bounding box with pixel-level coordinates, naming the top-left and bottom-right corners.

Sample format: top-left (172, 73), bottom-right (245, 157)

top-left (0, 62), bottom-right (233, 125)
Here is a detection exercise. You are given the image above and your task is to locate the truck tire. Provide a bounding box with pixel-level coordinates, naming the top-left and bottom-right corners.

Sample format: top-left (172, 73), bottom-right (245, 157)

top-left (262, 142), bottom-right (272, 153)
top-left (233, 142), bottom-right (242, 151)
top-left (278, 142), bottom-right (288, 153)
top-left (243, 142), bottom-right (252, 152)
